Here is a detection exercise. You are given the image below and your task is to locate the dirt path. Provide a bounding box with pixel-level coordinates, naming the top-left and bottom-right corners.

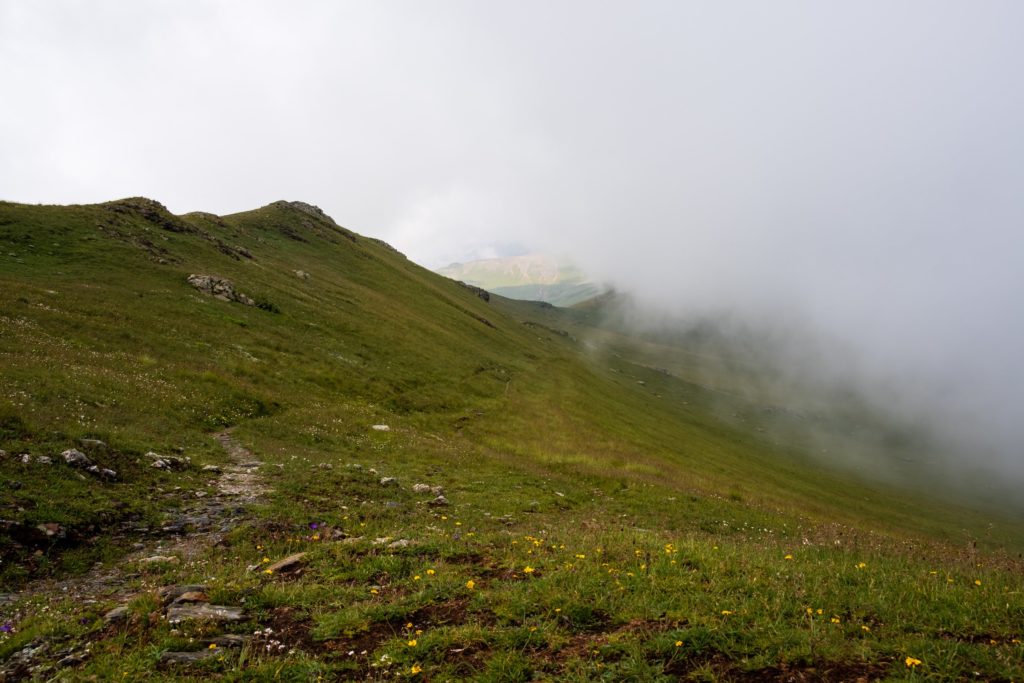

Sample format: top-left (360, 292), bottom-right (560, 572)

top-left (0, 430), bottom-right (268, 678)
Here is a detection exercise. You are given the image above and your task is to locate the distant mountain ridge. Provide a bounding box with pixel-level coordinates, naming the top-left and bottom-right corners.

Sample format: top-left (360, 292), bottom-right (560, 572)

top-left (436, 252), bottom-right (603, 306)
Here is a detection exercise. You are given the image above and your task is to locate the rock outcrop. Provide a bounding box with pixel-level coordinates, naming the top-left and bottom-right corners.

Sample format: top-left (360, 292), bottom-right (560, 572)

top-left (186, 274), bottom-right (255, 306)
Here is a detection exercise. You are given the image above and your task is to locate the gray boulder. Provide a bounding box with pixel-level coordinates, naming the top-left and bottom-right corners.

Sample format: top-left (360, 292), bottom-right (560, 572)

top-left (186, 274), bottom-right (255, 306)
top-left (62, 449), bottom-right (92, 467)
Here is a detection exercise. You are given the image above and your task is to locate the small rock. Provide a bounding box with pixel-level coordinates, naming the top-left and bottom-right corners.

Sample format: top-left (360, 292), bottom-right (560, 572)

top-left (202, 464), bottom-right (222, 473)
top-left (388, 539), bottom-right (411, 549)
top-left (159, 650), bottom-right (220, 665)
top-left (203, 634), bottom-right (249, 648)
top-left (428, 495), bottom-right (449, 507)
top-left (265, 552), bottom-right (308, 574)
top-left (159, 584), bottom-right (209, 604)
top-left (7, 479), bottom-right (22, 490)
top-left (139, 555), bottom-right (179, 566)
top-left (147, 452), bottom-right (190, 470)
top-left (317, 462), bottom-right (333, 470)
top-left (20, 454), bottom-right (31, 464)
top-left (411, 483), bottom-right (432, 494)
top-left (294, 269), bottom-right (310, 279)
top-left (340, 536), bottom-right (364, 545)
top-left (62, 449), bottom-right (92, 467)
top-left (384, 501), bottom-right (400, 509)
top-left (0, 449), bottom-right (6, 458)
top-left (36, 455), bottom-right (52, 465)
top-left (79, 438), bottom-right (107, 449)
top-left (57, 654), bottom-right (84, 667)
top-left (371, 424), bottom-right (390, 431)
top-left (166, 603), bottom-right (244, 623)
top-left (86, 465), bottom-right (117, 481)
top-left (371, 537), bottom-right (392, 546)
top-left (103, 605), bottom-right (129, 623)
top-left (36, 522), bottom-right (64, 538)
top-left (379, 477), bottom-right (398, 487)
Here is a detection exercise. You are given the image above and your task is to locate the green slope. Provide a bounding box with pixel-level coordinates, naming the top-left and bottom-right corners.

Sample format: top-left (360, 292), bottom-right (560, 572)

top-left (1, 199), bottom-right (1022, 681)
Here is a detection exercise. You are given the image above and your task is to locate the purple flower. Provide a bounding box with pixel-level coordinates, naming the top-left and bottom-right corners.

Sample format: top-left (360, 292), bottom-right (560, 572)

top-left (309, 522), bottom-right (319, 530)
top-left (0, 623), bottom-right (13, 633)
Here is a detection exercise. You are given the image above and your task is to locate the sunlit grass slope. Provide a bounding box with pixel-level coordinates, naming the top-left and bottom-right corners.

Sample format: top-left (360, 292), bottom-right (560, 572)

top-left (1, 198), bottom-right (1022, 680)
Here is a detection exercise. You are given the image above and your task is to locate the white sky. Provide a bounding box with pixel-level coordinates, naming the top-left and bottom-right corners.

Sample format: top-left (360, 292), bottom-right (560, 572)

top-left (3, 1), bottom-right (1024, 475)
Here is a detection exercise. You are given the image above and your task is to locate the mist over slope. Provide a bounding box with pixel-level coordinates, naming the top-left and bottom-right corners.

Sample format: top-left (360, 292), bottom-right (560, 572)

top-left (436, 253), bottom-right (602, 306)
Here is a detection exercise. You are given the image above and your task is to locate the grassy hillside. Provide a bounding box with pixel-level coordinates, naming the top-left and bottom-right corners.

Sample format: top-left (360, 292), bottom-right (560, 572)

top-left (1, 198), bottom-right (1022, 681)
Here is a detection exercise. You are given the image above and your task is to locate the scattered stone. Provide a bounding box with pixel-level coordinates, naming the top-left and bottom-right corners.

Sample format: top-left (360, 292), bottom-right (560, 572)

top-left (379, 477), bottom-right (398, 487)
top-left (317, 462), bottom-right (333, 469)
top-left (388, 539), bottom-right (412, 549)
top-left (79, 438), bottom-right (107, 449)
top-left (36, 455), bottom-right (52, 465)
top-left (159, 650), bottom-right (220, 665)
top-left (61, 448), bottom-right (92, 467)
top-left (139, 555), bottom-right (180, 566)
top-left (6, 480), bottom-right (22, 490)
top-left (294, 269), bottom-right (310, 279)
top-left (172, 591), bottom-right (210, 604)
top-left (202, 464), bottom-right (222, 473)
top-left (103, 605), bottom-right (130, 623)
top-left (36, 522), bottom-right (64, 538)
top-left (56, 654), bottom-right (84, 667)
top-left (371, 424), bottom-right (390, 431)
top-left (0, 449), bottom-right (6, 458)
top-left (384, 501), bottom-right (400, 509)
top-left (20, 454), bottom-right (32, 464)
top-left (328, 528), bottom-right (348, 541)
top-left (371, 537), bottom-right (392, 546)
top-left (166, 603), bottom-right (244, 624)
top-left (147, 451), bottom-right (191, 470)
top-left (203, 634), bottom-right (249, 648)
top-left (428, 495), bottom-right (450, 507)
top-left (186, 274), bottom-right (255, 306)
top-left (159, 584), bottom-right (209, 604)
top-left (86, 465), bottom-right (117, 481)
top-left (340, 536), bottom-right (364, 545)
top-left (263, 552), bottom-right (308, 575)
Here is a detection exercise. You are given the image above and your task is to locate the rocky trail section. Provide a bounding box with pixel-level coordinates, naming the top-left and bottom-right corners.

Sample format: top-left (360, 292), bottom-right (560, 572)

top-left (0, 431), bottom-right (267, 681)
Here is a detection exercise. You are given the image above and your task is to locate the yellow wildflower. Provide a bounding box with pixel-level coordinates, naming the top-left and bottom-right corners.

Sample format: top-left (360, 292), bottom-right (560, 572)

top-left (466, 580), bottom-right (475, 590)
top-left (410, 664), bottom-right (422, 675)
top-left (974, 579), bottom-right (982, 586)
top-left (427, 569), bottom-right (435, 575)
top-left (524, 566), bottom-right (535, 574)
top-left (208, 643), bottom-right (217, 649)
top-left (675, 640), bottom-right (683, 647)
top-left (407, 639), bottom-right (417, 647)
top-left (721, 610), bottom-right (733, 616)
top-left (413, 575), bottom-right (421, 581)
top-left (784, 554), bottom-right (793, 560)
top-left (905, 656), bottom-right (922, 668)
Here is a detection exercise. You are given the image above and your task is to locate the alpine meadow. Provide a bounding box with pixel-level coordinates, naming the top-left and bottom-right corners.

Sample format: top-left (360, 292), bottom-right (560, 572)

top-left (0, 198), bottom-right (1022, 681)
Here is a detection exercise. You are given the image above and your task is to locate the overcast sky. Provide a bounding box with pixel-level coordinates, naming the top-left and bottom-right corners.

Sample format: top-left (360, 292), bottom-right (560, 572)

top-left (3, 1), bottom-right (1023, 478)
